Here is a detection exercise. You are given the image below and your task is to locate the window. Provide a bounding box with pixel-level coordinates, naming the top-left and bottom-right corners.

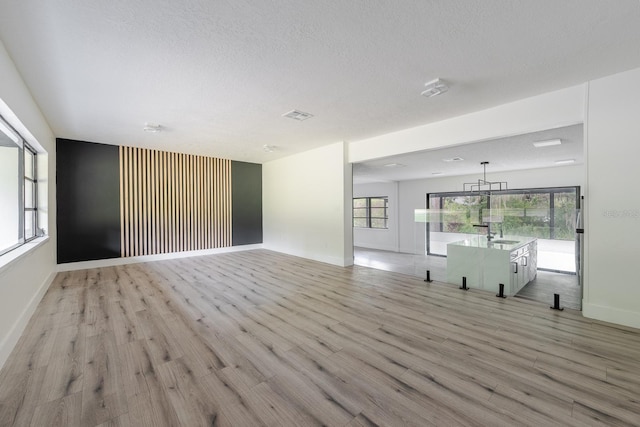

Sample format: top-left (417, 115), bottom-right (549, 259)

top-left (0, 115), bottom-right (39, 256)
top-left (425, 187), bottom-right (579, 272)
top-left (353, 196), bottom-right (388, 229)
top-left (427, 187), bottom-right (577, 243)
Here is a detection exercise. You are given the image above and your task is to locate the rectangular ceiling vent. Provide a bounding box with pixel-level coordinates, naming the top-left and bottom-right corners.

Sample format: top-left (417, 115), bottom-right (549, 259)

top-left (283, 110), bottom-right (314, 121)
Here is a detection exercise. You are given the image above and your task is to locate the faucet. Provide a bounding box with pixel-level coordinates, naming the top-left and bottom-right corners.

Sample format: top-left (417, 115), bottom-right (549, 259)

top-left (473, 223), bottom-right (494, 240)
top-left (487, 222), bottom-right (505, 241)
top-left (486, 222), bottom-right (495, 241)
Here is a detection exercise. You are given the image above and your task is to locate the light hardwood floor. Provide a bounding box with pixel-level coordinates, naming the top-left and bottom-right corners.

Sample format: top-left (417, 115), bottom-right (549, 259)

top-left (1, 250), bottom-right (639, 426)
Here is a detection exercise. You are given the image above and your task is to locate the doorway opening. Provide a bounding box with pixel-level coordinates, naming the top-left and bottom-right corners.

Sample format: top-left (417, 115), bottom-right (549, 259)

top-left (425, 186), bottom-right (581, 309)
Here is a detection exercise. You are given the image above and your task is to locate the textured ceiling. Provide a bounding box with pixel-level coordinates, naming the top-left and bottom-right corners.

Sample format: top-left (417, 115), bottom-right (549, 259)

top-left (0, 1), bottom-right (639, 163)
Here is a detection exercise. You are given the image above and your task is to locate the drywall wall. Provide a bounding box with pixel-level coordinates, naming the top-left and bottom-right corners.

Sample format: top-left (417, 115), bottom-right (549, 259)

top-left (0, 39), bottom-right (56, 369)
top-left (57, 139), bottom-right (121, 263)
top-left (353, 182), bottom-right (398, 251)
top-left (583, 66), bottom-right (640, 328)
top-left (232, 161), bottom-right (263, 246)
top-left (263, 141), bottom-right (353, 266)
top-left (349, 85), bottom-right (585, 163)
top-left (396, 165), bottom-right (584, 254)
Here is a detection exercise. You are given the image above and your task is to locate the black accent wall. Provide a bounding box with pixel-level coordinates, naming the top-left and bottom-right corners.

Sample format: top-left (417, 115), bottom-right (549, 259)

top-left (231, 161), bottom-right (263, 245)
top-left (57, 139), bottom-right (121, 263)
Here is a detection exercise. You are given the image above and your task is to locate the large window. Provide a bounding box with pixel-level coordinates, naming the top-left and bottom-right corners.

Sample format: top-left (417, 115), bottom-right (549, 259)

top-left (427, 187), bottom-right (578, 241)
top-left (353, 196), bottom-right (388, 229)
top-left (0, 115), bottom-right (39, 256)
top-left (426, 187), bottom-right (579, 272)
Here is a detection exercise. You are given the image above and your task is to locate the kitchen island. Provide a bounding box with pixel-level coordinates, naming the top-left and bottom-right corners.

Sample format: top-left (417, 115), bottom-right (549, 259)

top-left (446, 236), bottom-right (537, 296)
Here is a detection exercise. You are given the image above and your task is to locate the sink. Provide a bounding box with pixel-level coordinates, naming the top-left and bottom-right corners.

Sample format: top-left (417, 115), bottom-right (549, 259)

top-left (490, 239), bottom-right (520, 244)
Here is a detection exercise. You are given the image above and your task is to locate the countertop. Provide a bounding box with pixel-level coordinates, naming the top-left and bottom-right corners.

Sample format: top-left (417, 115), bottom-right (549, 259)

top-left (447, 235), bottom-right (537, 251)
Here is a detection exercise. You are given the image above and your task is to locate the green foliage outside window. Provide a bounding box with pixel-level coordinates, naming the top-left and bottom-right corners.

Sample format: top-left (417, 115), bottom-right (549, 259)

top-left (353, 197), bottom-right (388, 229)
top-left (430, 188), bottom-right (577, 241)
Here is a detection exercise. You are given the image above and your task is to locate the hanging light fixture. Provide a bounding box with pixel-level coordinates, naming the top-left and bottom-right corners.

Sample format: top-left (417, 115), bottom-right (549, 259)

top-left (463, 161), bottom-right (508, 192)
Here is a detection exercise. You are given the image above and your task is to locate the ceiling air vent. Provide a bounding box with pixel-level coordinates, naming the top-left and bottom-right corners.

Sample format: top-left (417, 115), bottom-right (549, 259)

top-left (282, 110), bottom-right (314, 121)
top-left (421, 78), bottom-right (449, 97)
top-left (143, 123), bottom-right (162, 133)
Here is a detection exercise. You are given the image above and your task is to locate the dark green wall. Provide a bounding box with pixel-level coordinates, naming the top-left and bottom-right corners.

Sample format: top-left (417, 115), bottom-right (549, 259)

top-left (57, 139), bottom-right (121, 263)
top-left (231, 161), bottom-right (263, 245)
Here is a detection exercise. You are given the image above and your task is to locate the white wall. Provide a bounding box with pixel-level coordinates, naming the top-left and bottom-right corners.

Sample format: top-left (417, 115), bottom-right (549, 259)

top-left (349, 85), bottom-right (585, 163)
top-left (0, 39), bottom-right (56, 368)
top-left (263, 141), bottom-right (353, 266)
top-left (583, 66), bottom-right (640, 328)
top-left (0, 147), bottom-right (19, 250)
top-left (397, 165), bottom-right (584, 254)
top-left (353, 182), bottom-right (398, 251)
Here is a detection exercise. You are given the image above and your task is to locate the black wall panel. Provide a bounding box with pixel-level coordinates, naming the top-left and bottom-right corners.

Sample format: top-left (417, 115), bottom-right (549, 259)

top-left (57, 139), bottom-right (121, 263)
top-left (231, 161), bottom-right (262, 245)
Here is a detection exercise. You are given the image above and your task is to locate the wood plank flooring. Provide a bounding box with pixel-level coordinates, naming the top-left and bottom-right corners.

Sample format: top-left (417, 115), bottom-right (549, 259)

top-left (517, 270), bottom-right (581, 310)
top-left (1, 249), bottom-right (639, 426)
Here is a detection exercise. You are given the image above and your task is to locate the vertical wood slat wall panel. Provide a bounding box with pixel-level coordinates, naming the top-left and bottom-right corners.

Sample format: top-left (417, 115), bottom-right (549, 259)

top-left (119, 147), bottom-right (232, 257)
top-left (141, 149), bottom-right (147, 256)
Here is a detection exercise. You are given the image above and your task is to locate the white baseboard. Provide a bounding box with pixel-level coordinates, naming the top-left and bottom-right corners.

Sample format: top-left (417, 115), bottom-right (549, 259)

top-left (582, 301), bottom-right (640, 330)
top-left (399, 246), bottom-right (422, 255)
top-left (353, 243), bottom-right (398, 252)
top-left (262, 245), bottom-right (353, 267)
top-left (57, 244), bottom-right (264, 272)
top-left (0, 270), bottom-right (55, 370)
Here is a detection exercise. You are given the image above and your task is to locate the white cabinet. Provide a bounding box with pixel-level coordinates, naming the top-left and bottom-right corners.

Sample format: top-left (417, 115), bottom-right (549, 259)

top-left (447, 236), bottom-right (537, 296)
top-left (509, 240), bottom-right (537, 295)
top-left (527, 243), bottom-right (538, 283)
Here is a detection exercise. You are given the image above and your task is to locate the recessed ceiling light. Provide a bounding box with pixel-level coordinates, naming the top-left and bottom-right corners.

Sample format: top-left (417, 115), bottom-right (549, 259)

top-left (443, 157), bottom-right (464, 162)
top-left (421, 78), bottom-right (449, 97)
top-left (282, 110), bottom-right (314, 121)
top-left (533, 139), bottom-right (562, 148)
top-left (383, 163), bottom-right (405, 168)
top-left (263, 144), bottom-right (277, 152)
top-left (555, 159), bottom-right (575, 165)
top-left (143, 123), bottom-right (162, 133)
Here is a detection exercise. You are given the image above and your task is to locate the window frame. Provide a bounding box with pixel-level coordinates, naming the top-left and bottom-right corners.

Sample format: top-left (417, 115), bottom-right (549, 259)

top-left (0, 114), bottom-right (39, 257)
top-left (23, 142), bottom-right (38, 242)
top-left (353, 196), bottom-right (389, 229)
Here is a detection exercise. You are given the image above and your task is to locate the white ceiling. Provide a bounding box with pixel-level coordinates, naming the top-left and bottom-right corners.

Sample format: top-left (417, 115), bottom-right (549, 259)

top-left (0, 1), bottom-right (639, 163)
top-left (353, 124), bottom-right (583, 184)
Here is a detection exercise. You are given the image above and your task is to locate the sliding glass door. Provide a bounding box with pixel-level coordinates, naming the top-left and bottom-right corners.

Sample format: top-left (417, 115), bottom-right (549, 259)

top-left (426, 186), bottom-right (579, 273)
